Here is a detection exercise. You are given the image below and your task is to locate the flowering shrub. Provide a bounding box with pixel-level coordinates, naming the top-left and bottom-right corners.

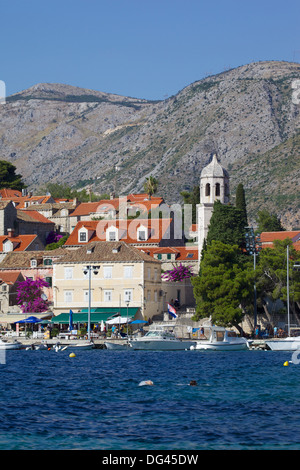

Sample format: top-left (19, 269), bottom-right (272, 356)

top-left (162, 264), bottom-right (194, 282)
top-left (16, 277), bottom-right (50, 313)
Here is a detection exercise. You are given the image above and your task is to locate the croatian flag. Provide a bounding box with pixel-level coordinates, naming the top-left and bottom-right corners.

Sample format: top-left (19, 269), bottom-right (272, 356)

top-left (168, 303), bottom-right (177, 319)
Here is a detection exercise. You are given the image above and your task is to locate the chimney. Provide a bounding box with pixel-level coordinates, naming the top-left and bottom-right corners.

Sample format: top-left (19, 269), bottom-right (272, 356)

top-left (7, 228), bottom-right (14, 238)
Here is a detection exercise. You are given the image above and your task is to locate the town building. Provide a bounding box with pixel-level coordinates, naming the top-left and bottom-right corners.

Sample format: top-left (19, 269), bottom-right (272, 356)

top-left (52, 241), bottom-right (163, 320)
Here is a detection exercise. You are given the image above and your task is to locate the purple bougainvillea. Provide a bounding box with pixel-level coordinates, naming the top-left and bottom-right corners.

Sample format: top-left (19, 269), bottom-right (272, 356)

top-left (162, 264), bottom-right (194, 282)
top-left (16, 277), bottom-right (50, 313)
top-left (46, 232), bottom-right (63, 245)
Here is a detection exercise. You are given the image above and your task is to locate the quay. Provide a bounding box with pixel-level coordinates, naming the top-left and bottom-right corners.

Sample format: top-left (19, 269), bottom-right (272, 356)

top-left (11, 337), bottom-right (271, 350)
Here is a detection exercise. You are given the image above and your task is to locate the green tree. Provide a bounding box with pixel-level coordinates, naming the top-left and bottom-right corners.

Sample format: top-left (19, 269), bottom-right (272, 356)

top-left (235, 183), bottom-right (248, 226)
top-left (192, 240), bottom-right (254, 331)
top-left (39, 182), bottom-right (109, 202)
top-left (143, 175), bottom-right (158, 200)
top-left (256, 209), bottom-right (285, 232)
top-left (206, 200), bottom-right (246, 248)
top-left (256, 238), bottom-right (300, 307)
top-left (0, 160), bottom-right (26, 191)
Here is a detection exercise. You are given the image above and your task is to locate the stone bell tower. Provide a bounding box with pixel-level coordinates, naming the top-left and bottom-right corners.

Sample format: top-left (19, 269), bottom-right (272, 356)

top-left (197, 154), bottom-right (230, 263)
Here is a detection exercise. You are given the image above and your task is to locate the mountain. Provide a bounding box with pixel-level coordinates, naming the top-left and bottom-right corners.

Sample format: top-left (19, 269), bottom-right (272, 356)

top-left (0, 61), bottom-right (299, 228)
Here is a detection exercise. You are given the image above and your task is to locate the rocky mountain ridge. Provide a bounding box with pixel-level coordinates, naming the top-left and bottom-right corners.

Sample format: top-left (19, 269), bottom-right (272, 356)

top-left (0, 60), bottom-right (299, 228)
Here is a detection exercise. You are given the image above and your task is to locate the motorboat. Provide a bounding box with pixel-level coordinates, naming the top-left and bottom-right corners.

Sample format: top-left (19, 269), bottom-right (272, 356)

top-left (0, 338), bottom-right (24, 350)
top-left (266, 336), bottom-right (300, 351)
top-left (129, 324), bottom-right (196, 351)
top-left (104, 340), bottom-right (131, 350)
top-left (66, 340), bottom-right (94, 350)
top-left (191, 325), bottom-right (250, 351)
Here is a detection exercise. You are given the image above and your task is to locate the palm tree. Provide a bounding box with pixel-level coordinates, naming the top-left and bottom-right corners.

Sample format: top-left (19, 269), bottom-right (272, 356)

top-left (143, 175), bottom-right (158, 200)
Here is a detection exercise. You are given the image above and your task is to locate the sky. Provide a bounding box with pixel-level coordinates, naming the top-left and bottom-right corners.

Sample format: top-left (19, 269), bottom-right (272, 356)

top-left (0, 0), bottom-right (299, 101)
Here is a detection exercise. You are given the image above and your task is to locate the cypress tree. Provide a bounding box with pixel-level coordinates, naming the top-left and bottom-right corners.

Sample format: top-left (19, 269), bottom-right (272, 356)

top-left (235, 183), bottom-right (248, 226)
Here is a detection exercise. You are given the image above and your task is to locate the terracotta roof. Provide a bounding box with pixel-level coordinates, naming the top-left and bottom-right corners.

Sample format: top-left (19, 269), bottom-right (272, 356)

top-left (0, 234), bottom-right (38, 252)
top-left (0, 271), bottom-right (23, 285)
top-left (55, 241), bottom-right (161, 264)
top-left (261, 231), bottom-right (300, 250)
top-left (65, 218), bottom-right (173, 246)
top-left (136, 246), bottom-right (198, 261)
top-left (1, 194), bottom-right (53, 208)
top-left (0, 189), bottom-right (22, 198)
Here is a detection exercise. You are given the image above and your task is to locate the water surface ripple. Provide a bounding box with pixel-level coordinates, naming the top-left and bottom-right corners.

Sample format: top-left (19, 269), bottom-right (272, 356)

top-left (0, 349), bottom-right (299, 450)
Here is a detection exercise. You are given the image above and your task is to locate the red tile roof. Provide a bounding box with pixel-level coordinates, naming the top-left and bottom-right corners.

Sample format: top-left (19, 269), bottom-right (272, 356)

top-left (65, 218), bottom-right (173, 246)
top-left (136, 246), bottom-right (198, 261)
top-left (261, 231), bottom-right (300, 250)
top-left (0, 271), bottom-right (23, 285)
top-left (0, 235), bottom-right (38, 252)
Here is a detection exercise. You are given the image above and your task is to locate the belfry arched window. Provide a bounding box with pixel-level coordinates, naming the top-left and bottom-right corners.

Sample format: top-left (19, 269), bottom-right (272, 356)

top-left (215, 183), bottom-right (220, 197)
top-left (205, 183), bottom-right (210, 197)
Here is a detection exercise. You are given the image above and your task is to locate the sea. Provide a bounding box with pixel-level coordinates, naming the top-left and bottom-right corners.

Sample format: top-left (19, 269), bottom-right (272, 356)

top-left (0, 347), bottom-right (300, 451)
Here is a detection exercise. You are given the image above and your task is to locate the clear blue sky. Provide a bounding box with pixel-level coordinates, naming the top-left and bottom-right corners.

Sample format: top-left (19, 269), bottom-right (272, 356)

top-left (1, 0), bottom-right (299, 100)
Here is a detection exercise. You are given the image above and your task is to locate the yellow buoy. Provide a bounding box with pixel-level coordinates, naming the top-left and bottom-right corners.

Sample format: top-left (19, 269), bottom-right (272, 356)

top-left (283, 361), bottom-right (289, 366)
top-left (69, 352), bottom-right (76, 358)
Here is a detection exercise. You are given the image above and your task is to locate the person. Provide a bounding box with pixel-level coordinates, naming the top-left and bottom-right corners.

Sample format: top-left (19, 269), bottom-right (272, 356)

top-left (189, 380), bottom-right (198, 386)
top-left (273, 326), bottom-right (278, 337)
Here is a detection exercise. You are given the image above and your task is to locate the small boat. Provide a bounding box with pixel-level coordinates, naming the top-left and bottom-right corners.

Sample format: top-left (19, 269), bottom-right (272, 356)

top-left (129, 324), bottom-right (196, 351)
top-left (104, 340), bottom-right (131, 350)
top-left (192, 325), bottom-right (250, 351)
top-left (66, 340), bottom-right (94, 350)
top-left (0, 338), bottom-right (23, 350)
top-left (266, 336), bottom-right (300, 351)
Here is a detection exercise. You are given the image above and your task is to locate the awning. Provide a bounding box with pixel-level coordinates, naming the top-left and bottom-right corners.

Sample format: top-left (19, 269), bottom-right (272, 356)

top-left (50, 308), bottom-right (139, 324)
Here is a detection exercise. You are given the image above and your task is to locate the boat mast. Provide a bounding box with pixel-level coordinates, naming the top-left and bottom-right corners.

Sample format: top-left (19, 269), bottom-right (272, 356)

top-left (287, 244), bottom-right (290, 337)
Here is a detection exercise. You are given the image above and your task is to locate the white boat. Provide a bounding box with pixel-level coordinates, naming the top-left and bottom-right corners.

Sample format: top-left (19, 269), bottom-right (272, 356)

top-left (66, 340), bottom-right (94, 350)
top-left (105, 340), bottom-right (131, 350)
top-left (192, 325), bottom-right (250, 351)
top-left (129, 324), bottom-right (196, 351)
top-left (266, 336), bottom-right (300, 351)
top-left (0, 338), bottom-right (23, 350)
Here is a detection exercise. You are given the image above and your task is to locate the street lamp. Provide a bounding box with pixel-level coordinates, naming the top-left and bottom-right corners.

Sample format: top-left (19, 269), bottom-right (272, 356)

top-left (83, 265), bottom-right (100, 341)
top-left (125, 300), bottom-right (129, 339)
top-left (245, 226), bottom-right (262, 329)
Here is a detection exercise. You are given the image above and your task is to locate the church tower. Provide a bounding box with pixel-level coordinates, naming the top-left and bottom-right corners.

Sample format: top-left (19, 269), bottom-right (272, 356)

top-left (197, 153), bottom-right (230, 263)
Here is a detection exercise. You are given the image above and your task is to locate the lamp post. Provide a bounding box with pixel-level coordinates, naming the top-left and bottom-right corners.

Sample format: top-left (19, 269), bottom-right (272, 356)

top-left (245, 226), bottom-right (262, 329)
top-left (83, 265), bottom-right (99, 341)
top-left (125, 300), bottom-right (129, 338)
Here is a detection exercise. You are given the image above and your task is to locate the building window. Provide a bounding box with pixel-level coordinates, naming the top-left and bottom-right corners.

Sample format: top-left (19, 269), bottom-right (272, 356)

top-left (124, 289), bottom-right (133, 302)
top-left (147, 267), bottom-right (151, 279)
top-left (84, 290), bottom-right (92, 302)
top-left (147, 290), bottom-right (151, 301)
top-left (64, 291), bottom-right (73, 303)
top-left (215, 183), bottom-right (220, 197)
top-left (205, 183), bottom-right (210, 197)
top-left (138, 230), bottom-right (146, 241)
top-left (103, 266), bottom-right (112, 279)
top-left (44, 258), bottom-right (52, 266)
top-left (157, 254), bottom-right (162, 260)
top-left (79, 231), bottom-right (87, 242)
top-left (154, 268), bottom-right (158, 281)
top-left (64, 267), bottom-right (73, 280)
top-left (30, 259), bottom-right (37, 268)
top-left (45, 277), bottom-right (52, 287)
top-left (104, 290), bottom-right (112, 302)
top-left (124, 266), bottom-right (133, 278)
top-left (154, 290), bottom-right (158, 302)
top-left (167, 253), bottom-right (171, 260)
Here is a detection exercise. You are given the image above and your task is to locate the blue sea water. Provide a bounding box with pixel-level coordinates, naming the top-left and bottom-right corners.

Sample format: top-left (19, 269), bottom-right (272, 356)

top-left (0, 348), bottom-right (300, 450)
